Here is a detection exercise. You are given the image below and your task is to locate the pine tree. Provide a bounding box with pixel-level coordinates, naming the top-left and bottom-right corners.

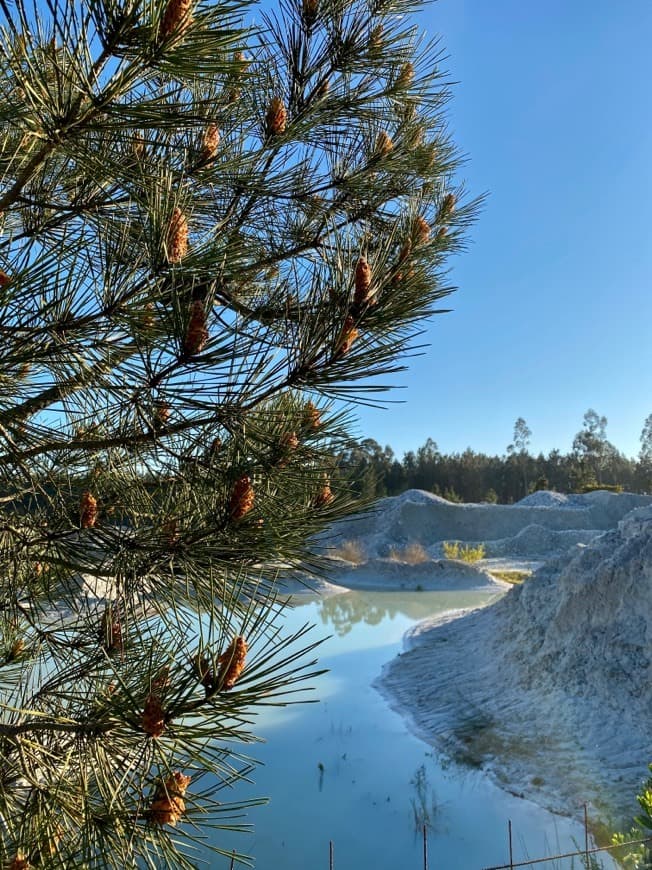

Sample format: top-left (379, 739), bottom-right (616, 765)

top-left (0, 0), bottom-right (476, 864)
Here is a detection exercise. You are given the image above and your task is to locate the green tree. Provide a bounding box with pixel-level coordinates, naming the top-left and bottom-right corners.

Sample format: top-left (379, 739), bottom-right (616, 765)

top-left (507, 416), bottom-right (532, 498)
top-left (639, 413), bottom-right (652, 491)
top-left (572, 408), bottom-right (614, 487)
top-left (0, 0), bottom-right (476, 864)
top-left (507, 417), bottom-right (532, 455)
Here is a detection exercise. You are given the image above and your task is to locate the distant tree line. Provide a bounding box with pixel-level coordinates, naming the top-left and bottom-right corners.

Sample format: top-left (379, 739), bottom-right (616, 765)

top-left (337, 410), bottom-right (652, 504)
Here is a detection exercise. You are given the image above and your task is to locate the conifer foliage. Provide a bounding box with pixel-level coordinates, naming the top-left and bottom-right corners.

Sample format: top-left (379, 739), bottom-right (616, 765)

top-left (0, 0), bottom-right (474, 864)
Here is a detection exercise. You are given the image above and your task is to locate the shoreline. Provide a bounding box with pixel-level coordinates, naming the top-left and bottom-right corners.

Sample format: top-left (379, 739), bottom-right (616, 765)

top-left (373, 588), bottom-right (642, 829)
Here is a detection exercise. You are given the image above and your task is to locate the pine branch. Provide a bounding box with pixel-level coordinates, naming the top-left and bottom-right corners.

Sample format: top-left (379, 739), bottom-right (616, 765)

top-left (0, 0), bottom-right (479, 863)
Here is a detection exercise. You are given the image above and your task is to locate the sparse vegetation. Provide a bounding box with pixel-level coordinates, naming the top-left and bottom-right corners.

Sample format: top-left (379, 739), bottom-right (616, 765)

top-left (331, 539), bottom-right (367, 564)
top-left (489, 569), bottom-right (532, 584)
top-left (409, 764), bottom-right (438, 832)
top-left (388, 542), bottom-right (430, 564)
top-left (442, 541), bottom-right (486, 563)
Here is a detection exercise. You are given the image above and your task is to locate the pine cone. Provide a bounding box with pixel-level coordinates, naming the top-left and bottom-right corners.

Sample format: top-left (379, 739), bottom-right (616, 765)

top-left (313, 478), bottom-right (334, 507)
top-left (8, 853), bottom-right (30, 870)
top-left (436, 193), bottom-right (456, 224)
top-left (162, 517), bottom-right (179, 546)
top-left (396, 62), bottom-right (414, 88)
top-left (153, 402), bottom-right (170, 430)
top-left (0, 270), bottom-right (11, 286)
top-left (369, 24), bottom-right (383, 51)
top-left (159, 0), bottom-right (193, 40)
top-left (336, 316), bottom-right (359, 358)
top-left (413, 216), bottom-right (431, 245)
top-left (302, 401), bottom-right (321, 431)
top-left (8, 639), bottom-right (25, 661)
top-left (229, 475), bottom-right (254, 520)
top-left (398, 240), bottom-right (412, 264)
top-left (374, 132), bottom-right (393, 158)
top-left (183, 300), bottom-right (208, 356)
top-left (150, 772), bottom-right (191, 826)
top-left (277, 431), bottom-right (299, 467)
top-left (265, 96), bottom-right (287, 137)
top-left (353, 257), bottom-right (374, 306)
top-left (80, 491), bottom-right (98, 528)
top-left (303, 0), bottom-right (318, 23)
top-left (200, 123), bottom-right (220, 166)
top-left (280, 430), bottom-right (299, 452)
top-left (165, 207), bottom-right (189, 264)
top-left (141, 693), bottom-right (166, 738)
top-left (217, 636), bottom-right (247, 690)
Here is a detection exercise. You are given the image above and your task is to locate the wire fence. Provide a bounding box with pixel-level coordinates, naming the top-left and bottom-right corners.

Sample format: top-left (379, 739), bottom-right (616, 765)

top-left (232, 807), bottom-right (652, 870)
top-left (480, 804), bottom-right (652, 870)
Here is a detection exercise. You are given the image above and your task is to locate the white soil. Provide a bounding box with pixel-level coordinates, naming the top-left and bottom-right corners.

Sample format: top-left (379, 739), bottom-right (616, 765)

top-left (372, 496), bottom-right (652, 824)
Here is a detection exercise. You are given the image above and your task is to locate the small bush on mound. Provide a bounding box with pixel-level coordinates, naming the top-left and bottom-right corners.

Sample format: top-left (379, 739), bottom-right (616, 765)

top-left (443, 541), bottom-right (486, 563)
top-left (611, 763), bottom-right (652, 868)
top-left (579, 483), bottom-right (624, 494)
top-left (388, 542), bottom-right (430, 564)
top-left (332, 540), bottom-right (366, 564)
top-left (489, 570), bottom-right (531, 585)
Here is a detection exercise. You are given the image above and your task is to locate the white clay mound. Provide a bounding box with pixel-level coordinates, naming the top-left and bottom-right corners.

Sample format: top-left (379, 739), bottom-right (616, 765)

top-left (377, 502), bottom-right (652, 822)
top-left (321, 489), bottom-right (652, 563)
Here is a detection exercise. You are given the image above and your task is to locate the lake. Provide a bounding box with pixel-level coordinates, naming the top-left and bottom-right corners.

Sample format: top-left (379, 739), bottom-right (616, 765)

top-left (210, 589), bottom-right (616, 870)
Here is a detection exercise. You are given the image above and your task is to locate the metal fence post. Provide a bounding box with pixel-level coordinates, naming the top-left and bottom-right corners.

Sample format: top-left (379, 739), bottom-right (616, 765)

top-left (584, 803), bottom-right (590, 867)
top-left (508, 820), bottom-right (514, 870)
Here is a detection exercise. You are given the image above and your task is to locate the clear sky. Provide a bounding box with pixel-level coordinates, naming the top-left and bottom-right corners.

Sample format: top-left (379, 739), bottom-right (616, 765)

top-left (356, 0), bottom-right (652, 460)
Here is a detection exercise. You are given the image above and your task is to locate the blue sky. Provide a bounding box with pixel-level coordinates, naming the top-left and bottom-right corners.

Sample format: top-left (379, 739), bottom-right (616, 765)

top-left (356, 0), bottom-right (652, 459)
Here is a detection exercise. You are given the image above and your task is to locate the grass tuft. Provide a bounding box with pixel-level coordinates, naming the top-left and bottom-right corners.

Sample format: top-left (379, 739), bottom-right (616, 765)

top-left (442, 541), bottom-right (486, 563)
top-left (388, 542), bottom-right (430, 564)
top-left (489, 569), bottom-right (531, 584)
top-left (331, 539), bottom-right (366, 564)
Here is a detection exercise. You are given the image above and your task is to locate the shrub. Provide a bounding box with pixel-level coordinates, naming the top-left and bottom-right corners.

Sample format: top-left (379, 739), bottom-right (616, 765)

top-left (442, 541), bottom-right (486, 562)
top-left (489, 570), bottom-right (531, 584)
top-left (332, 539), bottom-right (366, 564)
top-left (388, 542), bottom-right (430, 564)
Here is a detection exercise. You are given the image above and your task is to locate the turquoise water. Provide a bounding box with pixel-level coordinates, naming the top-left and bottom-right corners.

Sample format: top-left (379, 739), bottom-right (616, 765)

top-left (208, 589), bottom-right (615, 870)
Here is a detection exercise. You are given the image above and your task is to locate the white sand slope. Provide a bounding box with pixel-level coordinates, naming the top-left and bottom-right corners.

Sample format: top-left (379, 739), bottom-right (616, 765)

top-left (314, 488), bottom-right (652, 594)
top-left (376, 501), bottom-right (652, 823)
top-left (322, 488), bottom-right (652, 562)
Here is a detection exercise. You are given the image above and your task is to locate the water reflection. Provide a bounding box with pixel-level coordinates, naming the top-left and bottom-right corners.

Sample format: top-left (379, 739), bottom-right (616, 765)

top-left (317, 591), bottom-right (391, 635)
top-left (208, 590), bottom-right (611, 869)
top-left (310, 589), bottom-right (499, 637)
